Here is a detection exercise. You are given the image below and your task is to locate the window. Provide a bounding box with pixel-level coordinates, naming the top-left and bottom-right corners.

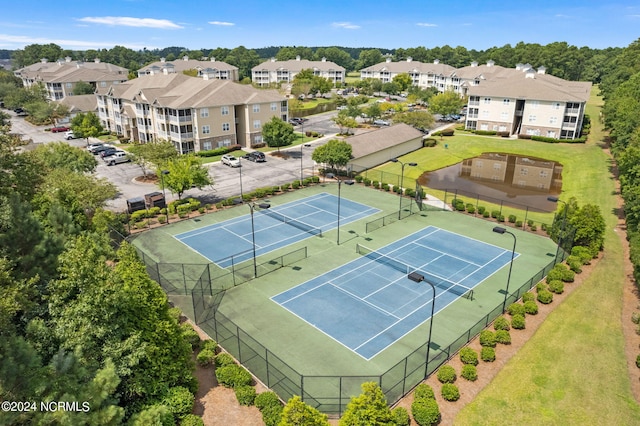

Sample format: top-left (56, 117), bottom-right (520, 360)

top-left (549, 116), bottom-right (558, 124)
top-left (203, 141), bottom-right (212, 151)
top-left (493, 163), bottom-right (501, 170)
top-left (202, 125), bottom-right (210, 135)
top-left (528, 115), bottom-right (537, 122)
top-left (271, 102), bottom-right (277, 111)
top-left (552, 102), bottom-right (561, 110)
top-left (503, 99), bottom-right (510, 105)
top-left (483, 97), bottom-right (491, 104)
top-left (253, 120), bottom-right (261, 129)
top-left (100, 81), bottom-right (107, 87)
top-left (540, 170), bottom-right (549, 178)
top-left (221, 106), bottom-right (229, 115)
top-left (253, 104), bottom-right (260, 113)
top-left (222, 123), bottom-right (230, 132)
top-left (253, 135), bottom-right (263, 144)
top-left (66, 82), bottom-right (72, 88)
top-left (530, 100), bottom-right (539, 109)
top-left (500, 112), bottom-right (508, 120)
top-left (200, 108), bottom-right (209, 118)
top-left (217, 139), bottom-right (231, 148)
top-left (520, 168), bottom-right (528, 176)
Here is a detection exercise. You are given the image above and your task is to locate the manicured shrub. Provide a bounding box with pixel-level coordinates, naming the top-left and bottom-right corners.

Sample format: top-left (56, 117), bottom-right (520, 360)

top-left (536, 282), bottom-right (547, 293)
top-left (234, 385), bottom-right (257, 406)
top-left (481, 346), bottom-right (496, 362)
top-left (291, 180), bottom-right (301, 189)
top-left (477, 206), bottom-right (486, 215)
top-left (497, 214), bottom-right (505, 222)
top-left (530, 224), bottom-right (537, 231)
top-left (354, 175), bottom-right (363, 183)
top-left (524, 300), bottom-right (539, 315)
top-left (479, 330), bottom-right (497, 347)
top-left (508, 214), bottom-right (517, 223)
top-left (632, 312), bottom-right (640, 324)
top-left (261, 404), bottom-right (284, 426)
top-left (437, 365), bottom-right (457, 383)
top-left (459, 347), bottom-right (479, 366)
top-left (215, 364), bottom-right (252, 388)
top-left (511, 314), bottom-right (526, 330)
top-left (466, 204), bottom-right (476, 214)
top-left (391, 406), bottom-right (410, 426)
top-left (162, 386), bottom-right (195, 421)
top-left (255, 391), bottom-right (281, 411)
top-left (201, 339), bottom-right (218, 353)
top-left (515, 220), bottom-right (523, 228)
top-left (461, 364), bottom-right (478, 381)
top-left (566, 255), bottom-right (583, 273)
top-left (548, 279), bottom-right (565, 294)
top-left (181, 323), bottom-right (201, 350)
top-left (537, 289), bottom-right (554, 304)
top-left (491, 210), bottom-right (500, 219)
top-left (157, 214), bottom-right (167, 223)
top-left (495, 329), bottom-right (512, 344)
top-left (180, 414), bottom-right (205, 426)
top-left (215, 352), bottom-right (236, 367)
top-left (522, 292), bottom-right (535, 303)
top-left (527, 219), bottom-right (534, 228)
top-left (363, 178), bottom-right (371, 186)
top-left (441, 383), bottom-right (460, 401)
top-left (411, 398), bottom-right (440, 426)
top-left (493, 316), bottom-right (511, 331)
top-left (636, 355), bottom-right (640, 369)
top-left (414, 383), bottom-right (436, 400)
top-left (507, 303), bottom-right (526, 317)
top-left (571, 246), bottom-right (593, 264)
top-left (372, 180), bottom-right (379, 188)
top-left (483, 210), bottom-right (490, 218)
top-left (196, 348), bottom-right (216, 367)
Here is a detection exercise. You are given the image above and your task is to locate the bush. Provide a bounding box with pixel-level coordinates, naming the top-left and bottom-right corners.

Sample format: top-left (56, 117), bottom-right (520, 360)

top-left (162, 386), bottom-right (195, 421)
top-left (354, 175), bottom-right (363, 183)
top-left (493, 316), bottom-right (511, 331)
top-left (515, 220), bottom-right (523, 228)
top-left (571, 246), bottom-right (593, 264)
top-left (461, 364), bottom-right (478, 381)
top-left (215, 352), bottom-right (236, 367)
top-left (196, 348), bottom-right (216, 367)
top-left (215, 364), bottom-right (252, 388)
top-left (491, 210), bottom-right (500, 219)
top-left (235, 385), bottom-right (257, 406)
top-left (481, 346), bottom-right (496, 362)
top-left (363, 178), bottom-right (371, 186)
top-left (483, 210), bottom-right (490, 218)
top-left (372, 180), bottom-right (379, 188)
top-left (466, 204), bottom-right (476, 214)
top-left (511, 314), bottom-right (526, 330)
top-left (459, 347), bottom-right (479, 366)
top-left (548, 279), bottom-right (565, 294)
top-left (391, 406), bottom-right (410, 426)
top-left (381, 183), bottom-right (390, 191)
top-left (495, 329), bottom-right (512, 344)
top-left (536, 281), bottom-right (548, 293)
top-left (291, 180), bottom-right (301, 189)
top-left (508, 214), bottom-right (517, 223)
top-left (537, 289), bottom-right (554, 304)
top-left (507, 303), bottom-right (526, 317)
top-left (477, 206), bottom-right (486, 215)
top-left (479, 330), bottom-right (496, 347)
top-left (441, 383), bottom-right (460, 401)
top-left (566, 256), bottom-right (583, 273)
top-left (181, 323), bottom-right (201, 350)
top-left (414, 383), bottom-right (436, 400)
top-left (632, 312), bottom-right (640, 325)
top-left (523, 300), bottom-right (539, 315)
top-left (411, 398), bottom-right (440, 426)
top-left (636, 355), bottom-right (640, 369)
top-left (522, 292), bottom-right (535, 303)
top-left (201, 339), bottom-right (218, 353)
top-left (261, 404), bottom-right (284, 426)
top-left (436, 365), bottom-right (457, 383)
top-left (158, 214), bottom-right (167, 224)
top-left (531, 224), bottom-right (537, 231)
top-left (423, 138), bottom-right (438, 147)
top-left (180, 414), bottom-right (205, 426)
top-left (255, 391), bottom-right (281, 411)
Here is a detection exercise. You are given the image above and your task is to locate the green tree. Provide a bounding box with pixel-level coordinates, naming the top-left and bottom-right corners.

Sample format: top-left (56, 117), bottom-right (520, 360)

top-left (225, 46), bottom-right (262, 80)
top-left (392, 73), bottom-right (413, 92)
top-left (382, 81), bottom-right (401, 95)
top-left (128, 140), bottom-right (179, 175)
top-left (29, 142), bottom-right (97, 173)
top-left (73, 80), bottom-right (95, 95)
top-left (339, 382), bottom-right (393, 426)
top-left (311, 139), bottom-right (352, 174)
top-left (70, 112), bottom-right (104, 142)
top-left (263, 117), bottom-right (296, 151)
top-left (355, 49), bottom-right (384, 70)
top-left (570, 203), bottom-right (606, 256)
top-left (392, 110), bottom-right (435, 131)
top-left (279, 395), bottom-right (329, 426)
top-left (332, 111), bottom-right (359, 135)
top-left (363, 103), bottom-right (382, 122)
top-left (161, 155), bottom-right (212, 199)
top-left (428, 90), bottom-right (465, 116)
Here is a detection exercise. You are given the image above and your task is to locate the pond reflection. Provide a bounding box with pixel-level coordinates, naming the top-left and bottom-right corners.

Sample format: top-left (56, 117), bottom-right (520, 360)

top-left (418, 153), bottom-right (563, 213)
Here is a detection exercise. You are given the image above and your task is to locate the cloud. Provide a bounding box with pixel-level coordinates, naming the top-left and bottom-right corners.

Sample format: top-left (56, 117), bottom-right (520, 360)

top-left (416, 22), bottom-right (437, 27)
top-left (208, 21), bottom-right (235, 26)
top-left (0, 33), bottom-right (153, 50)
top-left (332, 22), bottom-right (360, 30)
top-left (77, 16), bottom-right (183, 29)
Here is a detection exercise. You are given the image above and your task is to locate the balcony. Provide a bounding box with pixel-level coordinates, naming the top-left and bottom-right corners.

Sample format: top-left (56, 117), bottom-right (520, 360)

top-left (170, 131), bottom-right (194, 140)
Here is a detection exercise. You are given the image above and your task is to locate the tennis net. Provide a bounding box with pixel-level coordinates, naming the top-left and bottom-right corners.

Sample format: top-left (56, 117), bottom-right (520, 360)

top-left (263, 210), bottom-right (323, 237)
top-left (434, 279), bottom-right (475, 300)
top-left (355, 243), bottom-right (411, 275)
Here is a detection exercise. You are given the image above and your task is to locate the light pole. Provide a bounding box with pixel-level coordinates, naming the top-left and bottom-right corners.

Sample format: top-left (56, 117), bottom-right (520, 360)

top-left (160, 169), bottom-right (170, 224)
top-left (391, 158), bottom-right (418, 219)
top-left (249, 202), bottom-right (271, 278)
top-left (493, 226), bottom-right (517, 312)
top-left (300, 143), bottom-right (311, 186)
top-left (408, 272), bottom-right (436, 378)
top-left (547, 196), bottom-right (568, 263)
top-left (331, 174), bottom-right (354, 245)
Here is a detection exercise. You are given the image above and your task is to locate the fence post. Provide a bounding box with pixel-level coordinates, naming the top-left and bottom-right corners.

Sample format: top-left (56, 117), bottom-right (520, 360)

top-left (237, 325), bottom-right (242, 362)
top-left (183, 264), bottom-right (187, 294)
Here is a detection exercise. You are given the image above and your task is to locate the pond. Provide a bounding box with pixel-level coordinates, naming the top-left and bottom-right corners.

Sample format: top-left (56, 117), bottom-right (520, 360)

top-left (418, 153), bottom-right (563, 213)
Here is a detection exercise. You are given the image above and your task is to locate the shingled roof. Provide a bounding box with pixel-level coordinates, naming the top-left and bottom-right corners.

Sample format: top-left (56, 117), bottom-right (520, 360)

top-left (348, 123), bottom-right (424, 160)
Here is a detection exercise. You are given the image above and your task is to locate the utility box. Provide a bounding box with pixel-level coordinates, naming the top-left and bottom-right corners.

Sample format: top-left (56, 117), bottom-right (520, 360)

top-left (126, 196), bottom-right (146, 214)
top-left (144, 192), bottom-right (166, 209)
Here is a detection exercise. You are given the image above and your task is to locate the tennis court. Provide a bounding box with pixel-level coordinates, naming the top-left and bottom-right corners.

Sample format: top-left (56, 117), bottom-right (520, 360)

top-left (175, 192), bottom-right (379, 268)
top-left (272, 225), bottom-right (518, 360)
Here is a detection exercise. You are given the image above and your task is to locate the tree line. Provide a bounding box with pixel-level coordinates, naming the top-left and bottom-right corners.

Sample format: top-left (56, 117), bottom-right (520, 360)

top-left (8, 41), bottom-right (623, 82)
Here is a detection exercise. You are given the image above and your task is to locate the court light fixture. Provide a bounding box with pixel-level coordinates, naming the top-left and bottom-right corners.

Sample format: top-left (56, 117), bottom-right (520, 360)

top-left (336, 177), bottom-right (354, 245)
top-left (249, 202), bottom-right (271, 278)
top-left (493, 226), bottom-right (517, 312)
top-left (391, 158), bottom-right (418, 219)
top-left (407, 272), bottom-right (436, 378)
top-left (160, 169), bottom-right (170, 224)
top-left (547, 196), bottom-right (568, 263)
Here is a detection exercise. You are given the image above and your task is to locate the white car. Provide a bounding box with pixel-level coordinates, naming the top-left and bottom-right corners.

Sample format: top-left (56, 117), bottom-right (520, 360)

top-left (221, 154), bottom-right (241, 168)
top-left (64, 131), bottom-right (77, 140)
top-left (373, 119), bottom-right (390, 126)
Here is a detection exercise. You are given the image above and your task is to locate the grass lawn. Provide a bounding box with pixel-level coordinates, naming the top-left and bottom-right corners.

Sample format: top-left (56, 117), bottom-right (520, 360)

top-left (387, 89), bottom-right (640, 423)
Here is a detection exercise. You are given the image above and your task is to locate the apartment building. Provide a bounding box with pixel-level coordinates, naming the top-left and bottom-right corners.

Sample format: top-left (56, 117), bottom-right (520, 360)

top-left (360, 57), bottom-right (457, 92)
top-left (252, 56), bottom-right (345, 87)
top-left (96, 73), bottom-right (288, 153)
top-left (463, 64), bottom-right (592, 140)
top-left (14, 57), bottom-right (128, 101)
top-left (137, 56), bottom-right (239, 81)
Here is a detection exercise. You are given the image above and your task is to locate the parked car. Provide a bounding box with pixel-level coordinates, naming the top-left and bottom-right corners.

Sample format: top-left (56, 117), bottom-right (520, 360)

top-left (90, 144), bottom-right (113, 155)
top-left (64, 131), bottom-right (77, 140)
top-left (87, 142), bottom-right (104, 153)
top-left (221, 154), bottom-right (241, 167)
top-left (336, 105), bottom-right (347, 110)
top-left (51, 125), bottom-right (70, 133)
top-left (289, 118), bottom-right (302, 125)
top-left (373, 119), bottom-right (390, 126)
top-left (244, 151), bottom-right (266, 162)
top-left (104, 151), bottom-right (130, 166)
top-left (100, 147), bottom-right (120, 158)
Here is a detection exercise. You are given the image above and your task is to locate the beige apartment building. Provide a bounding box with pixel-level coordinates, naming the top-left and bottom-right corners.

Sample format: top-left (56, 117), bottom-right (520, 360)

top-left (14, 57), bottom-right (129, 101)
top-left (360, 57), bottom-right (457, 92)
top-left (252, 56), bottom-right (345, 87)
top-left (96, 73), bottom-right (288, 153)
top-left (137, 56), bottom-right (239, 81)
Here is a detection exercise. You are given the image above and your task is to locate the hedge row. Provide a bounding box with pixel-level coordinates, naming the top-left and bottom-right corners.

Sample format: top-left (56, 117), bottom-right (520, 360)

top-left (411, 384), bottom-right (440, 426)
top-left (195, 144), bottom-right (242, 157)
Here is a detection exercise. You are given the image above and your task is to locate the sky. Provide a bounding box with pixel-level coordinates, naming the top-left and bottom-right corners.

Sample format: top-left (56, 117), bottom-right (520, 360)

top-left (0, 0), bottom-right (638, 52)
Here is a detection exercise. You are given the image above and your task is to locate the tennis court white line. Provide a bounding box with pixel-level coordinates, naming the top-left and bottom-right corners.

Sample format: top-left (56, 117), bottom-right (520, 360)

top-left (328, 282), bottom-right (401, 320)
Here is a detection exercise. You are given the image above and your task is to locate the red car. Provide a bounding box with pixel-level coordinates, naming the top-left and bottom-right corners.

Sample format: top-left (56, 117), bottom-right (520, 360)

top-left (51, 125), bottom-right (70, 133)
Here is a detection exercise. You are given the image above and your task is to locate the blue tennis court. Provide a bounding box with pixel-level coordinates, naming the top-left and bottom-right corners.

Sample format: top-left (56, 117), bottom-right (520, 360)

top-left (175, 193), bottom-right (379, 267)
top-left (272, 226), bottom-right (519, 360)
